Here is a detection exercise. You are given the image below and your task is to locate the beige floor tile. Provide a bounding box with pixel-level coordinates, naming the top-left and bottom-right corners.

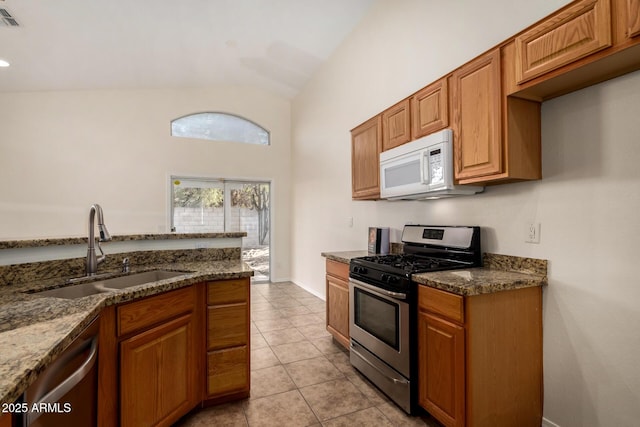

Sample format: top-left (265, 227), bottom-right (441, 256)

top-left (299, 378), bottom-right (373, 421)
top-left (272, 340), bottom-right (323, 364)
top-left (377, 402), bottom-right (431, 426)
top-left (312, 336), bottom-right (346, 355)
top-left (250, 347), bottom-right (281, 370)
top-left (243, 390), bottom-right (319, 427)
top-left (278, 305), bottom-right (313, 317)
top-left (251, 322), bottom-right (259, 334)
top-left (261, 327), bottom-right (306, 346)
top-left (322, 407), bottom-right (395, 427)
top-left (345, 371), bottom-right (389, 406)
top-left (296, 296), bottom-right (324, 306)
top-left (251, 333), bottom-right (268, 350)
top-left (288, 313), bottom-right (324, 327)
top-left (254, 317), bottom-right (293, 333)
top-left (251, 309), bottom-right (283, 321)
top-left (297, 323), bottom-right (332, 340)
top-left (250, 365), bottom-right (297, 399)
top-left (270, 297), bottom-right (305, 309)
top-left (260, 290), bottom-right (290, 301)
top-left (306, 302), bottom-right (327, 314)
top-left (284, 356), bottom-right (343, 387)
top-left (174, 401), bottom-right (247, 426)
top-left (251, 302), bottom-right (274, 313)
top-left (325, 351), bottom-right (357, 375)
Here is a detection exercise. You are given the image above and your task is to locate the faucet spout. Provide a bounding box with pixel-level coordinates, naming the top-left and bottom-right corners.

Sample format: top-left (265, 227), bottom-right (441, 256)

top-left (87, 204), bottom-right (112, 276)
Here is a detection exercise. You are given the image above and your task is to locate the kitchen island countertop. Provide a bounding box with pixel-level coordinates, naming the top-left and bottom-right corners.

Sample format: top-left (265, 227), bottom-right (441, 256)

top-left (0, 259), bottom-right (253, 406)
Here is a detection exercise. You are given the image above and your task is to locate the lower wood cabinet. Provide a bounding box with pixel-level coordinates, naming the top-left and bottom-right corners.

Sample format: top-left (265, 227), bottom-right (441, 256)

top-left (97, 278), bottom-right (251, 426)
top-left (418, 311), bottom-right (465, 427)
top-left (205, 278), bottom-right (250, 402)
top-left (120, 313), bottom-right (198, 427)
top-left (116, 286), bottom-right (200, 427)
top-left (418, 285), bottom-right (543, 427)
top-left (325, 259), bottom-right (350, 349)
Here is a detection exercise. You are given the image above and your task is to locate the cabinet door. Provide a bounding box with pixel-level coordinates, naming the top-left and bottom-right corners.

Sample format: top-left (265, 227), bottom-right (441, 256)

top-left (326, 275), bottom-right (350, 349)
top-left (629, 0), bottom-right (640, 38)
top-left (412, 79), bottom-right (449, 139)
top-left (351, 115), bottom-right (382, 200)
top-left (515, 0), bottom-right (612, 84)
top-left (418, 311), bottom-right (465, 427)
top-left (452, 49), bottom-right (502, 181)
top-left (382, 98), bottom-right (411, 151)
top-left (120, 313), bottom-right (197, 427)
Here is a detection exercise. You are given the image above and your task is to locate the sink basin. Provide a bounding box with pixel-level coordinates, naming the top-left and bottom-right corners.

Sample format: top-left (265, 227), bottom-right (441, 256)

top-left (29, 270), bottom-right (190, 299)
top-left (94, 270), bottom-right (188, 290)
top-left (32, 282), bottom-right (112, 299)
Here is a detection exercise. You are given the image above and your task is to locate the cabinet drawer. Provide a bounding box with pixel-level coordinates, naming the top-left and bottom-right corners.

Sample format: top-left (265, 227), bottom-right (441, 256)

top-left (207, 346), bottom-right (249, 396)
top-left (117, 286), bottom-right (195, 337)
top-left (207, 303), bottom-right (248, 350)
top-left (326, 259), bottom-right (349, 281)
top-left (515, 0), bottom-right (612, 84)
top-left (418, 285), bottom-right (464, 324)
top-left (207, 279), bottom-right (248, 305)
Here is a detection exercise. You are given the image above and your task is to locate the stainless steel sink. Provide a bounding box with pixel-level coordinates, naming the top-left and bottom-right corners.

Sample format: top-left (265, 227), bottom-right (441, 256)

top-left (32, 282), bottom-right (113, 299)
top-left (94, 270), bottom-right (188, 290)
top-left (29, 270), bottom-right (189, 299)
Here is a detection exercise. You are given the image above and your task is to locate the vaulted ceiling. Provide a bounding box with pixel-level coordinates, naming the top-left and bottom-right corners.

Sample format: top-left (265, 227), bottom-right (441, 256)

top-left (0, 0), bottom-right (374, 98)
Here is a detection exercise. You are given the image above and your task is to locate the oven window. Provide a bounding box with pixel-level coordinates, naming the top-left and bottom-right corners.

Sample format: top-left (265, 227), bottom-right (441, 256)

top-left (354, 288), bottom-right (399, 350)
top-left (384, 159), bottom-right (420, 188)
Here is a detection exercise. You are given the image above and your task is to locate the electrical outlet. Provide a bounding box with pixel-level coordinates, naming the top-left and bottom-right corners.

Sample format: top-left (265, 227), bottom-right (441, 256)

top-left (347, 217), bottom-right (353, 228)
top-left (526, 223), bottom-right (541, 244)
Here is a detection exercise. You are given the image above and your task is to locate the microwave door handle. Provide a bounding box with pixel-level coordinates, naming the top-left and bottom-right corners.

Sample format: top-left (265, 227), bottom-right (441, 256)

top-left (420, 151), bottom-right (430, 185)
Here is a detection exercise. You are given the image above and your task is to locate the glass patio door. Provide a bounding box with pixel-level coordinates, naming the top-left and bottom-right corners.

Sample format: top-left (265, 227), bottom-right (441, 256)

top-left (171, 177), bottom-right (270, 282)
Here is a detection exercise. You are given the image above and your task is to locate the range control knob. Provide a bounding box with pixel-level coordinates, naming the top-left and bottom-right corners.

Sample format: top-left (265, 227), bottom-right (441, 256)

top-left (381, 274), bottom-right (398, 284)
top-left (353, 266), bottom-right (368, 275)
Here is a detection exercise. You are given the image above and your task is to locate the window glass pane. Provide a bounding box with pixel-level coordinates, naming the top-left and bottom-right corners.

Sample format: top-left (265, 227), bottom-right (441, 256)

top-left (171, 112), bottom-right (269, 145)
top-left (172, 178), bottom-right (224, 233)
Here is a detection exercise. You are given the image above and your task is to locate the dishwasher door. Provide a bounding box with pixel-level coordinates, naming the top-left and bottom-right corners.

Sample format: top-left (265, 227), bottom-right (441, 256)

top-left (22, 316), bottom-right (99, 427)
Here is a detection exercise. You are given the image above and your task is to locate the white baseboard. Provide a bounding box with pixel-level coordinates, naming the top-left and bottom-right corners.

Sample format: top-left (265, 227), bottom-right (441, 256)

top-left (542, 417), bottom-right (561, 427)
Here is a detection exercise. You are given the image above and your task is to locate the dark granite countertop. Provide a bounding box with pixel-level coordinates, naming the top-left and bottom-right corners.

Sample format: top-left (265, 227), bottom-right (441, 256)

top-left (0, 259), bottom-right (253, 405)
top-left (321, 250), bottom-right (369, 264)
top-left (0, 232), bottom-right (247, 249)
top-left (321, 251), bottom-right (548, 297)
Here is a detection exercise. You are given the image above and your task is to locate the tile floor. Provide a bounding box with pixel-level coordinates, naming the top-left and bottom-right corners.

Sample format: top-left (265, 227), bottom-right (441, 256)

top-left (175, 281), bottom-right (443, 427)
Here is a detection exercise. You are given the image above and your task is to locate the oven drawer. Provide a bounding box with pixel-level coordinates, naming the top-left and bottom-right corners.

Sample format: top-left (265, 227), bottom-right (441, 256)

top-left (418, 285), bottom-right (464, 324)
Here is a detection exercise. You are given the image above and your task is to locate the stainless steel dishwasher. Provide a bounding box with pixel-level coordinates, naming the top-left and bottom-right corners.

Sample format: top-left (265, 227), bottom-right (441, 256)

top-left (21, 316), bottom-right (99, 427)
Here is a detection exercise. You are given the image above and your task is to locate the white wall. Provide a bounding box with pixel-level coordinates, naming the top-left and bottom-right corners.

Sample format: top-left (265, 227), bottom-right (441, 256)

top-left (0, 86), bottom-right (291, 281)
top-left (290, 0), bottom-right (640, 426)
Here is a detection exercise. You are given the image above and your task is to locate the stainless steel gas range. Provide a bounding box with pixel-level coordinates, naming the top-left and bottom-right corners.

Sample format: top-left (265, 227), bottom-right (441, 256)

top-left (348, 225), bottom-right (481, 414)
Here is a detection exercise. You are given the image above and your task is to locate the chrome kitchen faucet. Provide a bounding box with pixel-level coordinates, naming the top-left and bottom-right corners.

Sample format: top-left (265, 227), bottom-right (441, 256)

top-left (86, 204), bottom-right (112, 275)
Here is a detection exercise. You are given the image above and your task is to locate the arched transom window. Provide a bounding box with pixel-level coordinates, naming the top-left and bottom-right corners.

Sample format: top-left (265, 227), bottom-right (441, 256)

top-left (171, 112), bottom-right (270, 145)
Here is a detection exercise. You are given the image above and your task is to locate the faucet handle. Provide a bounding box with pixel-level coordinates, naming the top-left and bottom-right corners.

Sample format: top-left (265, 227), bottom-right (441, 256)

top-left (122, 258), bottom-right (130, 273)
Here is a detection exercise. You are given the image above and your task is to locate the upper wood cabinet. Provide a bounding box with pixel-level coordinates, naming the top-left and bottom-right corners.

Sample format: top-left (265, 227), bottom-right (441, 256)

top-left (515, 0), bottom-right (612, 84)
top-left (452, 48), bottom-right (542, 185)
top-left (452, 50), bottom-right (503, 181)
top-left (351, 115), bottom-right (382, 200)
top-left (411, 78), bottom-right (449, 139)
top-left (382, 99), bottom-right (411, 151)
top-left (628, 0), bottom-right (640, 38)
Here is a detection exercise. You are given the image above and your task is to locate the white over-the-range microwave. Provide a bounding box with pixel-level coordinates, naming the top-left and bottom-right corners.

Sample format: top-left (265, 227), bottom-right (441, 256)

top-left (379, 129), bottom-right (484, 200)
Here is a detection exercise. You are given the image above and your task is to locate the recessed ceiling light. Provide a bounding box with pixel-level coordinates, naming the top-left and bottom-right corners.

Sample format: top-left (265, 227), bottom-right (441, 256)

top-left (0, 59), bottom-right (9, 67)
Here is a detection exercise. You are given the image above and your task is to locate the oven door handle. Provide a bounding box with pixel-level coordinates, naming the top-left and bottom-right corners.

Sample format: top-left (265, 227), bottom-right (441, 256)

top-left (351, 342), bottom-right (409, 385)
top-left (350, 278), bottom-right (407, 300)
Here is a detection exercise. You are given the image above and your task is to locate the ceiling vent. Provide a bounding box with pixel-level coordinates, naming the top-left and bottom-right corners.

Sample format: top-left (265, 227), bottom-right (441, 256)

top-left (0, 8), bottom-right (19, 27)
